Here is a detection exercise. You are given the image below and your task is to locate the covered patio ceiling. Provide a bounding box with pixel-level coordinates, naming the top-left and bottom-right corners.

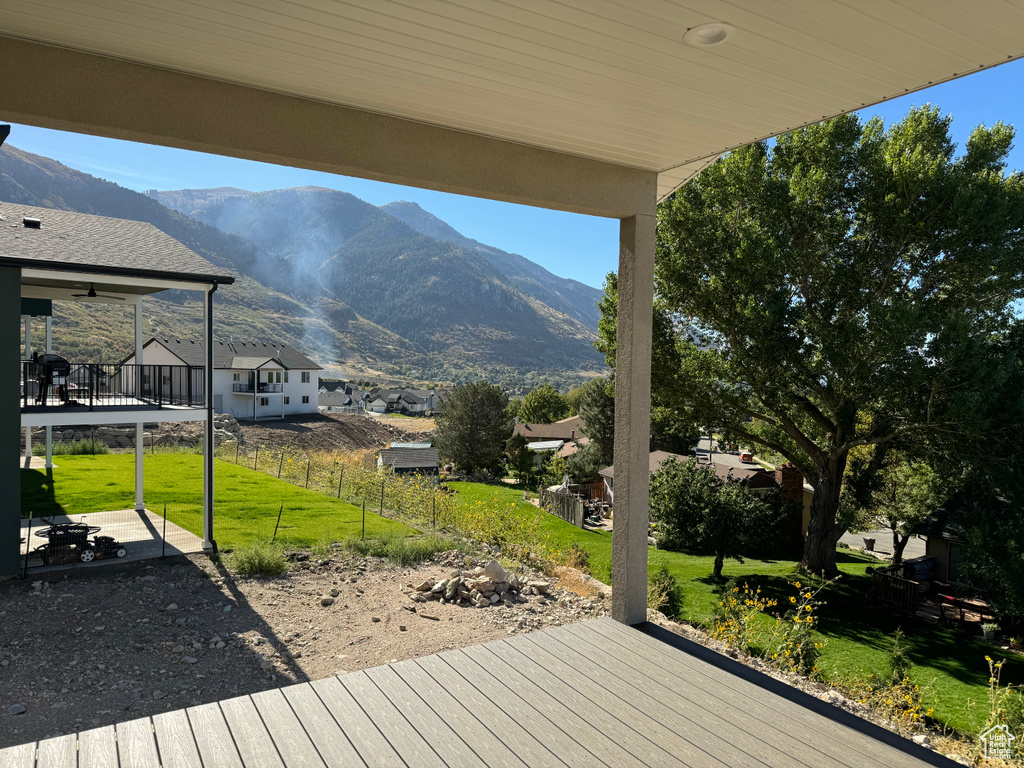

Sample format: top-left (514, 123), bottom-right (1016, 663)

top-left (2, 1), bottom-right (1023, 208)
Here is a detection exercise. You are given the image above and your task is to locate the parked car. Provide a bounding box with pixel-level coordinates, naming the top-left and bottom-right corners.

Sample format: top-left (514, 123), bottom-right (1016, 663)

top-left (739, 450), bottom-right (754, 463)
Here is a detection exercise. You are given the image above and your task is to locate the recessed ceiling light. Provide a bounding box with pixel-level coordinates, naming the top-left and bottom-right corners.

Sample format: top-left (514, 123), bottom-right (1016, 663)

top-left (683, 22), bottom-right (735, 47)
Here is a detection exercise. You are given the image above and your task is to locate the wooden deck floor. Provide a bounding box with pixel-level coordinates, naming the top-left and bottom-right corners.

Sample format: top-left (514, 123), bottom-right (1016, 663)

top-left (0, 617), bottom-right (953, 767)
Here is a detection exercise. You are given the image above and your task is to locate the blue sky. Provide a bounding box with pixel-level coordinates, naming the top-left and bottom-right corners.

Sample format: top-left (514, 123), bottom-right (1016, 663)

top-left (4, 58), bottom-right (1024, 289)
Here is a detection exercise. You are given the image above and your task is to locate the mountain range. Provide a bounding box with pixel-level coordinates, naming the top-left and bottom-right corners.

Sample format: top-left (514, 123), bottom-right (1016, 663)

top-left (0, 144), bottom-right (606, 384)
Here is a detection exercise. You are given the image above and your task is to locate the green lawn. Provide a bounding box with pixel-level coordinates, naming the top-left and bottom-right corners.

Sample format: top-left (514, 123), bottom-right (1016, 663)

top-left (450, 480), bottom-right (1024, 735)
top-left (21, 454), bottom-right (413, 550)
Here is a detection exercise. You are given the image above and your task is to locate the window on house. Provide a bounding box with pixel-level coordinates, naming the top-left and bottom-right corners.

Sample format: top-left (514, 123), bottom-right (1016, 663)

top-left (233, 373), bottom-right (240, 381)
top-left (302, 395), bottom-right (310, 404)
top-left (259, 397), bottom-right (269, 407)
top-left (301, 371), bottom-right (311, 383)
top-left (284, 396), bottom-right (290, 405)
top-left (284, 372), bottom-right (289, 384)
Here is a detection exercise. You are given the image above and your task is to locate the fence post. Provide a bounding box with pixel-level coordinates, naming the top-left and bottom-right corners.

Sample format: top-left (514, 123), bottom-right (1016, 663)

top-left (235, 440), bottom-right (239, 465)
top-left (272, 504), bottom-right (284, 542)
top-left (305, 458), bottom-right (311, 488)
top-left (162, 502), bottom-right (168, 558)
top-left (433, 494), bottom-right (436, 530)
top-left (337, 467), bottom-right (344, 499)
top-left (362, 500), bottom-right (365, 540)
top-left (380, 477), bottom-right (385, 518)
top-left (278, 450), bottom-right (284, 478)
top-left (254, 444), bottom-right (259, 471)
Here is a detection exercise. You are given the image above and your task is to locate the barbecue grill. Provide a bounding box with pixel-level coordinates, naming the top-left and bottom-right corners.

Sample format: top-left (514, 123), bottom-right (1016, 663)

top-left (33, 521), bottom-right (127, 565)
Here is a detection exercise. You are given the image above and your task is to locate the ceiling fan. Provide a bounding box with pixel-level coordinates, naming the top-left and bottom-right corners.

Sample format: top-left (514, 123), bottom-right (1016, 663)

top-left (72, 283), bottom-right (125, 301)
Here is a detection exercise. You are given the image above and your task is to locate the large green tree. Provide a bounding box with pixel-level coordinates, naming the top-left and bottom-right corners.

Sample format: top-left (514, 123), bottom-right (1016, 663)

top-left (517, 383), bottom-right (569, 424)
top-left (435, 381), bottom-right (512, 474)
top-left (649, 458), bottom-right (781, 579)
top-left (607, 107), bottom-right (1024, 577)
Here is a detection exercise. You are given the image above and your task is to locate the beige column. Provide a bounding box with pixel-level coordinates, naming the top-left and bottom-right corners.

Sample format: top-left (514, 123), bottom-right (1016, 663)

top-left (611, 214), bottom-right (656, 625)
top-left (45, 316), bottom-right (52, 469)
top-left (23, 314), bottom-right (32, 468)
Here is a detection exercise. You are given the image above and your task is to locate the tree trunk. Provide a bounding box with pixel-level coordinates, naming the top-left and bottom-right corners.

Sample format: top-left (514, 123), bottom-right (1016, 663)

top-left (892, 532), bottom-right (910, 566)
top-left (799, 459), bottom-right (845, 579)
top-left (713, 553), bottom-right (725, 580)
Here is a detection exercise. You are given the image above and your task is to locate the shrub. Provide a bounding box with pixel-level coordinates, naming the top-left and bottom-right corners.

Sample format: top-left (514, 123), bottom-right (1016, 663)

top-left (34, 439), bottom-right (110, 455)
top-left (231, 541), bottom-right (288, 576)
top-left (771, 580), bottom-right (827, 678)
top-left (565, 543), bottom-right (591, 573)
top-left (648, 566), bottom-right (684, 620)
top-left (710, 580), bottom-right (777, 653)
top-left (343, 533), bottom-right (462, 567)
top-left (887, 627), bottom-right (912, 686)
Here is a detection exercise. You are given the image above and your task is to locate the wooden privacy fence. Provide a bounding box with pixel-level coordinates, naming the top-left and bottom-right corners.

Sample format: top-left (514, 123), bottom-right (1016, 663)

top-left (539, 487), bottom-right (584, 528)
top-left (871, 566), bottom-right (920, 613)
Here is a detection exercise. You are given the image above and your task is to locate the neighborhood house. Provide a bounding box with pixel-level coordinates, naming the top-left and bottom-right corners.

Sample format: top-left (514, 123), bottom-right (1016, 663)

top-left (123, 338), bottom-right (321, 421)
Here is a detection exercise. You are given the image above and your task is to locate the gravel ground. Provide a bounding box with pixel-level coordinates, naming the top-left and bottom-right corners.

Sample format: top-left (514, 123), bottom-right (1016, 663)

top-left (0, 550), bottom-right (605, 748)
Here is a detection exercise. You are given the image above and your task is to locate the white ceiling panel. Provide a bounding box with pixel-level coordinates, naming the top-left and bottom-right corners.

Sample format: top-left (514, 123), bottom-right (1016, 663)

top-left (1, 0), bottom-right (1022, 199)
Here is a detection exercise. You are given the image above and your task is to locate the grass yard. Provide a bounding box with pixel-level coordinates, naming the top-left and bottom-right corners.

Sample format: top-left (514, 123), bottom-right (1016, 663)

top-left (21, 454), bottom-right (413, 551)
top-left (450, 480), bottom-right (1024, 735)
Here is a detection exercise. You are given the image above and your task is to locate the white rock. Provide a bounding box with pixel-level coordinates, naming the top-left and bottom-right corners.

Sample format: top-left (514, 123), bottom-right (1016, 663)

top-left (482, 560), bottom-right (508, 582)
top-left (912, 734), bottom-right (930, 746)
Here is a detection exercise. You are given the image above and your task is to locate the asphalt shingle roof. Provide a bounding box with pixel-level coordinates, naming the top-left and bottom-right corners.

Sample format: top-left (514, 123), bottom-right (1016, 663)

top-left (146, 338), bottom-right (321, 370)
top-left (379, 447), bottom-right (439, 471)
top-left (0, 201), bottom-right (233, 283)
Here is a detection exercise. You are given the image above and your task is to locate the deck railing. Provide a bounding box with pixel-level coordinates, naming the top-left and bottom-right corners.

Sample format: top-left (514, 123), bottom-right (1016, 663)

top-left (871, 566), bottom-right (920, 612)
top-left (21, 361), bottom-right (204, 411)
top-left (232, 382), bottom-right (283, 393)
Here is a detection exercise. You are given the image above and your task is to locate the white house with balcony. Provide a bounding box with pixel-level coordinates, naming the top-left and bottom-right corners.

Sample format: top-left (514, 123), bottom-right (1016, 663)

top-left (123, 338), bottom-right (321, 420)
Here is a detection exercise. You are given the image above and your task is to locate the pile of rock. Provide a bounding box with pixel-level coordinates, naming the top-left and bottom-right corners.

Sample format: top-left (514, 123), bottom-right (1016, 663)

top-left (406, 559), bottom-right (551, 609)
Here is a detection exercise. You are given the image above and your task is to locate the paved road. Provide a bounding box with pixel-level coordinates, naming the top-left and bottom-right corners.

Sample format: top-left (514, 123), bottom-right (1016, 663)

top-left (838, 528), bottom-right (926, 560)
top-left (694, 437), bottom-right (754, 471)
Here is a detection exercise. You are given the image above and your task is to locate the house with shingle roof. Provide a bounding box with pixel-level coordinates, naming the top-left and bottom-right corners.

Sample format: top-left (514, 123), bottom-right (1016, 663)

top-left (123, 338), bottom-right (321, 420)
top-left (3, 200), bottom-right (235, 569)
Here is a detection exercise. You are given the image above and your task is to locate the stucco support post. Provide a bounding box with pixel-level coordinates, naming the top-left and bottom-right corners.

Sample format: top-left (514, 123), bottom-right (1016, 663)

top-left (2, 267), bottom-right (23, 577)
top-left (611, 214), bottom-right (656, 625)
top-left (134, 299), bottom-right (144, 511)
top-left (202, 286), bottom-right (216, 552)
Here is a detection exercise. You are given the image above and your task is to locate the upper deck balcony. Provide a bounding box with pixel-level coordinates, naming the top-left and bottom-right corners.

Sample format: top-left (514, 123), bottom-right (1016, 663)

top-left (21, 360), bottom-right (204, 413)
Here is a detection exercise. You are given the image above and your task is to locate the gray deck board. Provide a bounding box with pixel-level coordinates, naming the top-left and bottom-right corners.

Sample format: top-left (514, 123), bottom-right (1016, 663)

top-left (152, 709), bottom-right (203, 768)
top-left (280, 683), bottom-right (366, 768)
top-left (437, 647), bottom-right (604, 768)
top-left (310, 676), bottom-right (404, 768)
top-left (475, 639), bottom-right (683, 768)
top-left (557, 621), bottom-right (819, 767)
top-left (457, 644), bottom-right (641, 768)
top-left (188, 702), bottom-right (245, 768)
top-left (78, 725), bottom-right (118, 768)
top-left (218, 695), bottom-right (285, 768)
top-left (34, 734), bottom-right (76, 768)
top-left (588, 618), bottom-right (926, 768)
top-left (364, 664), bottom-right (485, 768)
top-left (516, 631), bottom-right (734, 768)
top-left (415, 653), bottom-right (567, 768)
top-left (9, 619), bottom-right (952, 768)
top-left (340, 671), bottom-right (445, 768)
top-left (0, 742), bottom-right (35, 768)
top-left (115, 716), bottom-right (159, 768)
top-left (390, 659), bottom-right (529, 768)
top-left (251, 688), bottom-right (326, 768)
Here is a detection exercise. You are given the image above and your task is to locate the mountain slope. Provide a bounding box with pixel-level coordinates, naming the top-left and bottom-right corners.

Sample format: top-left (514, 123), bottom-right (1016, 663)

top-left (0, 146), bottom-right (417, 370)
top-left (381, 200), bottom-right (603, 329)
top-left (159, 186), bottom-right (605, 373)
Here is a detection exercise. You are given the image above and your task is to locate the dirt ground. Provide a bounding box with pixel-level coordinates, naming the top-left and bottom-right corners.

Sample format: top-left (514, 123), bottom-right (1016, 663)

top-left (156, 412), bottom-right (419, 453)
top-left (0, 549), bottom-right (605, 748)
